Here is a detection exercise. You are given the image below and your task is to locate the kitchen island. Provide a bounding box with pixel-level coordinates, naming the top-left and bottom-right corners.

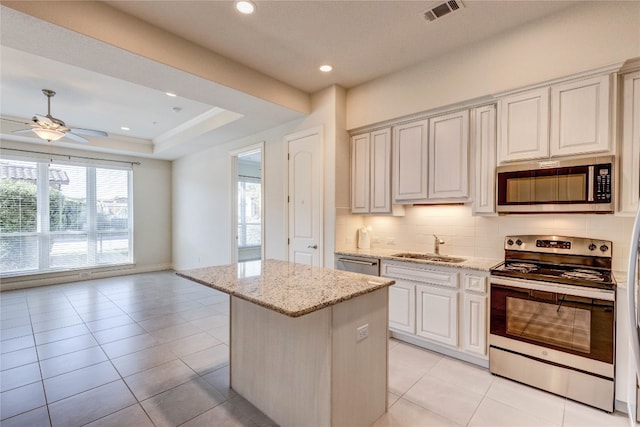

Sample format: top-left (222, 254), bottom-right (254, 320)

top-left (177, 259), bottom-right (395, 427)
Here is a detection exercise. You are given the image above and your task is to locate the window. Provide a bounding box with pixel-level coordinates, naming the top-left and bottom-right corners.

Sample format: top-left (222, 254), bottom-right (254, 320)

top-left (237, 177), bottom-right (261, 248)
top-left (0, 158), bottom-right (132, 276)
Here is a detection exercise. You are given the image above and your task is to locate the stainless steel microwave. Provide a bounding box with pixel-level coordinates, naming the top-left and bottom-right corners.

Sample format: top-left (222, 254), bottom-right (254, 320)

top-left (496, 156), bottom-right (614, 213)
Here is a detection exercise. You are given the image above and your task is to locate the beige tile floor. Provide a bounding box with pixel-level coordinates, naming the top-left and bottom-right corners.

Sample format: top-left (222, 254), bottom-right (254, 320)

top-left (0, 271), bottom-right (634, 426)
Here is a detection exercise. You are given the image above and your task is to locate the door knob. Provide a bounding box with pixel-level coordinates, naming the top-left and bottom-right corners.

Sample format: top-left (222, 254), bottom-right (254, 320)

top-left (308, 244), bottom-right (318, 249)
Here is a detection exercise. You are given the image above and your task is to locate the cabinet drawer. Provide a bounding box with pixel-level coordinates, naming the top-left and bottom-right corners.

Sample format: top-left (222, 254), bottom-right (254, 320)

top-left (464, 274), bottom-right (487, 293)
top-left (382, 263), bottom-right (458, 288)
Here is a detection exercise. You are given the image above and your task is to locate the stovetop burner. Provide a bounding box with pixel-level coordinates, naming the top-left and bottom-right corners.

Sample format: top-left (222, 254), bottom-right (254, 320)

top-left (490, 235), bottom-right (616, 291)
top-left (491, 261), bottom-right (615, 290)
top-left (561, 269), bottom-right (607, 282)
top-left (501, 262), bottom-right (537, 273)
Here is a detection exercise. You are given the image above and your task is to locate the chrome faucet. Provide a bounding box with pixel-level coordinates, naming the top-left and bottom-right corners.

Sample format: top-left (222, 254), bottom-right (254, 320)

top-left (433, 234), bottom-right (445, 255)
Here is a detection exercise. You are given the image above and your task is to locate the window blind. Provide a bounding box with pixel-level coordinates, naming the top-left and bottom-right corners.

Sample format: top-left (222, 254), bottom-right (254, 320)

top-left (0, 158), bottom-right (133, 276)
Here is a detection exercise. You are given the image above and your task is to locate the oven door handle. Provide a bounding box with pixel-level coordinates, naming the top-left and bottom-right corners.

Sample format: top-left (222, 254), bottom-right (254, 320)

top-left (490, 276), bottom-right (615, 301)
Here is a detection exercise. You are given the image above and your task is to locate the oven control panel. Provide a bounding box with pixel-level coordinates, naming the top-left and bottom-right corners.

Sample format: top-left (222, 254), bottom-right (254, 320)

top-left (536, 239), bottom-right (571, 249)
top-left (504, 235), bottom-right (612, 257)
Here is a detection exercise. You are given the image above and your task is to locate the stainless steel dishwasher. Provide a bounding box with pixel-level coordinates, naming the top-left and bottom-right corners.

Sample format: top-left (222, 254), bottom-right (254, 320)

top-left (335, 255), bottom-right (380, 276)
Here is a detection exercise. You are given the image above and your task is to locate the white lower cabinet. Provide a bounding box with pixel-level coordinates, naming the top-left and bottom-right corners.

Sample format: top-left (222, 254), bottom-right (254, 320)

top-left (388, 280), bottom-right (415, 333)
top-left (416, 284), bottom-right (458, 346)
top-left (462, 292), bottom-right (487, 356)
top-left (462, 273), bottom-right (488, 357)
top-left (383, 260), bottom-right (489, 365)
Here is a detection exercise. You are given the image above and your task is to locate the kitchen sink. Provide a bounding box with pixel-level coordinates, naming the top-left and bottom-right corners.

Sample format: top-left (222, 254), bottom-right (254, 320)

top-left (390, 253), bottom-right (466, 263)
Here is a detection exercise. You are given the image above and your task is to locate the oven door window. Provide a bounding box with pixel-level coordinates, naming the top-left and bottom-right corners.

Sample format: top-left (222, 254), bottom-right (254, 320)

top-left (491, 284), bottom-right (614, 363)
top-left (506, 296), bottom-right (590, 353)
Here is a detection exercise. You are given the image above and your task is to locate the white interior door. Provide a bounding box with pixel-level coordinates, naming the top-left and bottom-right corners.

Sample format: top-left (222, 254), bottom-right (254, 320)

top-left (287, 128), bottom-right (322, 266)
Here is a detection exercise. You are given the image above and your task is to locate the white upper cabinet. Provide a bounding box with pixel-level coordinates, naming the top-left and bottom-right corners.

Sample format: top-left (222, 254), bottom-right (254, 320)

top-left (498, 74), bottom-right (612, 164)
top-left (499, 87), bottom-right (550, 163)
top-left (351, 128), bottom-right (392, 214)
top-left (351, 133), bottom-right (370, 213)
top-left (619, 70), bottom-right (640, 215)
top-left (393, 120), bottom-right (428, 202)
top-left (428, 110), bottom-right (469, 200)
top-left (550, 75), bottom-right (611, 157)
top-left (472, 105), bottom-right (497, 215)
top-left (370, 129), bottom-right (392, 213)
top-left (392, 114), bottom-right (470, 204)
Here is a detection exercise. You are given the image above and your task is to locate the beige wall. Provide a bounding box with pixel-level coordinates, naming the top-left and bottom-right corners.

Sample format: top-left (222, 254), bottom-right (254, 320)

top-left (172, 85), bottom-right (346, 270)
top-left (346, 1), bottom-right (640, 129)
top-left (172, 121), bottom-right (296, 270)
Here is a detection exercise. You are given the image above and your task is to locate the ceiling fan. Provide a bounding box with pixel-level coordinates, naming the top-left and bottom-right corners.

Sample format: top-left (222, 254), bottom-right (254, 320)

top-left (3, 89), bottom-right (108, 143)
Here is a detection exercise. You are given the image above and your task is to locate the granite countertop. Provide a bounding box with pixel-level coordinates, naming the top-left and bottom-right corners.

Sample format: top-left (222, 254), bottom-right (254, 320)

top-left (177, 259), bottom-right (395, 318)
top-left (335, 248), bottom-right (501, 272)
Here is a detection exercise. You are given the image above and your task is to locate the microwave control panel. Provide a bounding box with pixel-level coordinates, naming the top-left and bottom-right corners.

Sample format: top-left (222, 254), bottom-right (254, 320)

top-left (594, 163), bottom-right (612, 203)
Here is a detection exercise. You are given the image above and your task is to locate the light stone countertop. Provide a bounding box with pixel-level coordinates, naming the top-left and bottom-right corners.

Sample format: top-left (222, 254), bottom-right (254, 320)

top-left (335, 248), bottom-right (502, 272)
top-left (177, 259), bottom-right (395, 318)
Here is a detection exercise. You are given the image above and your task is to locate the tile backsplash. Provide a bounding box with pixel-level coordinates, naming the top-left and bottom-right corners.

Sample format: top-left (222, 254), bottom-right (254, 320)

top-left (336, 205), bottom-right (635, 273)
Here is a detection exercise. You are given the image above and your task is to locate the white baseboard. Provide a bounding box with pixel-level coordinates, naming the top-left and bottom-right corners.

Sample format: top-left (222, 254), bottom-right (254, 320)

top-left (0, 263), bottom-right (173, 291)
top-left (390, 330), bottom-right (489, 368)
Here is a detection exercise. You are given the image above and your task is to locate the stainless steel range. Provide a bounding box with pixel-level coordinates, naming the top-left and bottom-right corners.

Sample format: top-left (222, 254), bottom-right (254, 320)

top-left (489, 235), bottom-right (616, 412)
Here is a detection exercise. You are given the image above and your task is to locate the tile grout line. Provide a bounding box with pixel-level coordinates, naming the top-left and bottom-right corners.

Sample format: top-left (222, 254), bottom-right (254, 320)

top-left (70, 276), bottom-right (230, 426)
top-left (25, 287), bottom-right (53, 427)
top-left (66, 280), bottom-right (158, 427)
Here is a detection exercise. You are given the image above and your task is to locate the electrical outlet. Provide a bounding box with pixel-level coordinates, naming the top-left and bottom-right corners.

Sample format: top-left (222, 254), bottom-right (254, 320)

top-left (79, 271), bottom-right (91, 279)
top-left (356, 324), bottom-right (369, 342)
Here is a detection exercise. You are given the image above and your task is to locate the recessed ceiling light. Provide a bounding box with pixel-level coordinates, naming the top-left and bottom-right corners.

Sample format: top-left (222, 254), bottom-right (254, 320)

top-left (235, 0), bottom-right (255, 14)
top-left (319, 65), bottom-right (333, 73)
top-left (165, 92), bottom-right (177, 97)
top-left (121, 126), bottom-right (130, 131)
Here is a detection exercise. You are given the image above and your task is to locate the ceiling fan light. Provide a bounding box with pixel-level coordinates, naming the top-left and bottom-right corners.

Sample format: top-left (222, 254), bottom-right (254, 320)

top-left (33, 127), bottom-right (65, 141)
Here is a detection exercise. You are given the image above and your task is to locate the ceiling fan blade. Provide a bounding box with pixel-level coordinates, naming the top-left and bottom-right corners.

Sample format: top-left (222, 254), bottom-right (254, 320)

top-left (1, 117), bottom-right (31, 125)
top-left (34, 114), bottom-right (54, 126)
top-left (12, 129), bottom-right (36, 135)
top-left (63, 132), bottom-right (89, 143)
top-left (69, 128), bottom-right (108, 137)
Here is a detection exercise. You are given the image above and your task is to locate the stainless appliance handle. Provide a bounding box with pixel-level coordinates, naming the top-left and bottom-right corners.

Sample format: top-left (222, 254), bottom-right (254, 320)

top-left (626, 204), bottom-right (640, 387)
top-left (339, 258), bottom-right (377, 266)
top-left (490, 276), bottom-right (614, 301)
top-left (587, 166), bottom-right (594, 202)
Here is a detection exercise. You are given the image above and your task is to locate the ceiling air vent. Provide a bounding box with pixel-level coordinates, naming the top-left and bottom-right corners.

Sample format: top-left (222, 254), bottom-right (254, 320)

top-left (424, 0), bottom-right (464, 22)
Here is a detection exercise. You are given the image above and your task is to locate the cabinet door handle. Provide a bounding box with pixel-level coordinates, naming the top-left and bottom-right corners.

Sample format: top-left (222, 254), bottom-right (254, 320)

top-left (308, 244), bottom-right (318, 249)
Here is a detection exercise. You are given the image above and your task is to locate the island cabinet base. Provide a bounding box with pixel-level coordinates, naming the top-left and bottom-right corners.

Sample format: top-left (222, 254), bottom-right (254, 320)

top-left (230, 287), bottom-right (389, 427)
